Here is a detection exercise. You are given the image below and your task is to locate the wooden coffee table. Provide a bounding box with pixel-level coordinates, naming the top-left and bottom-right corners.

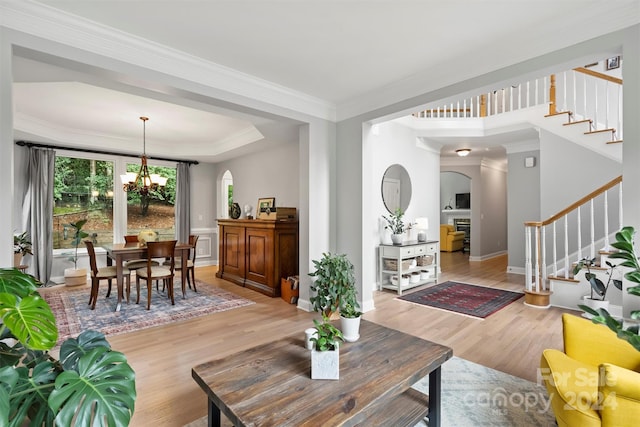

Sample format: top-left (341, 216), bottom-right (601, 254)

top-left (192, 320), bottom-right (452, 427)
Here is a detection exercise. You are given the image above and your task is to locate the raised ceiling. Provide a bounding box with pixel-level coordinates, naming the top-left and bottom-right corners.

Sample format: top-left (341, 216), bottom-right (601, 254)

top-left (9, 1), bottom-right (640, 163)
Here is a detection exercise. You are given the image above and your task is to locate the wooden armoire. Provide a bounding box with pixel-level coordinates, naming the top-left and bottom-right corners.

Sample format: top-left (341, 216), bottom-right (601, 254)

top-left (216, 219), bottom-right (298, 297)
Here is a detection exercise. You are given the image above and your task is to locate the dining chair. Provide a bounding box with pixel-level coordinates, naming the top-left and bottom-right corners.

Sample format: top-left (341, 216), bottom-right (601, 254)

top-left (85, 240), bottom-right (131, 310)
top-left (122, 235), bottom-right (160, 270)
top-left (175, 234), bottom-right (199, 292)
top-left (135, 240), bottom-right (177, 310)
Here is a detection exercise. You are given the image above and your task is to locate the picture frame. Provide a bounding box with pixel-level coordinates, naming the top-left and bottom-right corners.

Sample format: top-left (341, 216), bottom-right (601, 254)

top-left (606, 56), bottom-right (620, 70)
top-left (257, 197), bottom-right (276, 214)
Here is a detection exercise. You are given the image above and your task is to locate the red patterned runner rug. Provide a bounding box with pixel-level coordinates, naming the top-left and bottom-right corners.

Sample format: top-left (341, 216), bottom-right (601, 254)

top-left (397, 281), bottom-right (523, 318)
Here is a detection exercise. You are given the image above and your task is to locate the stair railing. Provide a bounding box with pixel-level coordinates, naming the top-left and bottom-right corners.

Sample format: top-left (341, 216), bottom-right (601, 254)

top-left (413, 67), bottom-right (623, 141)
top-left (524, 176), bottom-right (623, 294)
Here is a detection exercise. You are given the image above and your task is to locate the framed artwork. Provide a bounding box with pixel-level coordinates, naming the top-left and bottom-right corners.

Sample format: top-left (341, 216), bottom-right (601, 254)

top-left (257, 197), bottom-right (275, 213)
top-left (606, 56), bottom-right (620, 70)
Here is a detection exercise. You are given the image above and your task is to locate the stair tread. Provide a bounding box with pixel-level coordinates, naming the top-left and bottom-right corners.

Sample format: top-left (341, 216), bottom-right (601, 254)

top-left (563, 119), bottom-right (592, 126)
top-left (585, 128), bottom-right (615, 135)
top-left (544, 111), bottom-right (572, 118)
top-left (607, 139), bottom-right (623, 144)
top-left (548, 275), bottom-right (579, 283)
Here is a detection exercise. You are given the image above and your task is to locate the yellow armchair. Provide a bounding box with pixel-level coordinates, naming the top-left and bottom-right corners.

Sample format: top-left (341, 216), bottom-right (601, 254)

top-left (439, 224), bottom-right (465, 252)
top-left (540, 314), bottom-right (640, 427)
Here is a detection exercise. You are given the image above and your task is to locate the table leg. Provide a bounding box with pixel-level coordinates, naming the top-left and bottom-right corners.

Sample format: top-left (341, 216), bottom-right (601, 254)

top-left (115, 254), bottom-right (123, 312)
top-left (180, 248), bottom-right (187, 298)
top-left (208, 398), bottom-right (221, 427)
top-left (428, 366), bottom-right (442, 427)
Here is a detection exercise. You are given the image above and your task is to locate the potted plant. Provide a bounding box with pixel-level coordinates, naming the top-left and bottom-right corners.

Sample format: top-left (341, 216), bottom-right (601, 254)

top-left (310, 316), bottom-right (344, 380)
top-left (382, 208), bottom-right (410, 245)
top-left (64, 219), bottom-right (89, 286)
top-left (309, 252), bottom-right (356, 319)
top-left (13, 231), bottom-right (32, 267)
top-left (339, 283), bottom-right (362, 342)
top-left (0, 268), bottom-right (136, 425)
top-left (573, 256), bottom-right (622, 314)
top-left (580, 226), bottom-right (640, 351)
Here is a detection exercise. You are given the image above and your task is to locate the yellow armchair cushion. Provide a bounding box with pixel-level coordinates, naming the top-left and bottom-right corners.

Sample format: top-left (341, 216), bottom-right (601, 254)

top-left (439, 224), bottom-right (465, 252)
top-left (599, 364), bottom-right (640, 426)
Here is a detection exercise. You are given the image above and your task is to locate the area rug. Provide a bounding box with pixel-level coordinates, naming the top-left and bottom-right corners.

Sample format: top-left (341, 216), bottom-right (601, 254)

top-left (184, 356), bottom-right (556, 427)
top-left (398, 281), bottom-right (523, 318)
top-left (43, 280), bottom-right (255, 344)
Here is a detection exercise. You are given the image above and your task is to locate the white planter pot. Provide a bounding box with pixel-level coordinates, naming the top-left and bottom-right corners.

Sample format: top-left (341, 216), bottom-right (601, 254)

top-left (390, 234), bottom-right (403, 245)
top-left (311, 345), bottom-right (339, 380)
top-left (340, 315), bottom-right (361, 342)
top-left (64, 268), bottom-right (87, 287)
top-left (581, 296), bottom-right (609, 318)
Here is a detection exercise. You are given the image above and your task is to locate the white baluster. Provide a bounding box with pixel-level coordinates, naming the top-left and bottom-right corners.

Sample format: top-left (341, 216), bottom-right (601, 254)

top-left (535, 226), bottom-right (541, 292)
top-left (501, 88), bottom-right (506, 114)
top-left (603, 190), bottom-right (610, 251)
top-left (553, 222), bottom-right (558, 277)
top-left (518, 84), bottom-right (522, 109)
top-left (534, 78), bottom-right (539, 106)
top-left (564, 216), bottom-right (569, 279)
top-left (457, 101), bottom-right (460, 118)
top-left (563, 71), bottom-right (567, 112)
top-left (525, 226), bottom-right (532, 291)
top-left (572, 70), bottom-right (577, 120)
top-left (526, 81), bottom-right (530, 107)
top-left (577, 206), bottom-right (582, 262)
top-left (590, 199), bottom-right (595, 259)
top-left (583, 76), bottom-right (587, 121)
top-left (463, 99), bottom-right (467, 117)
top-left (541, 225), bottom-right (547, 284)
top-left (618, 85), bottom-right (623, 140)
top-left (593, 80), bottom-right (598, 131)
top-left (619, 181), bottom-right (623, 228)
top-left (450, 103), bottom-right (453, 118)
top-left (605, 81), bottom-right (610, 130)
top-left (509, 86), bottom-right (513, 112)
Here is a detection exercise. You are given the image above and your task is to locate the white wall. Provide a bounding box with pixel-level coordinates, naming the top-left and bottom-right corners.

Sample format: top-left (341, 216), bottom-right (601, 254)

top-left (363, 120), bottom-right (440, 310)
top-left (440, 171), bottom-right (470, 223)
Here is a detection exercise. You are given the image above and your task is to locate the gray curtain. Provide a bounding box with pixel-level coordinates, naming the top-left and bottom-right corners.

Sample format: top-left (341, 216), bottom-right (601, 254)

top-left (175, 162), bottom-right (191, 243)
top-left (24, 147), bottom-right (55, 285)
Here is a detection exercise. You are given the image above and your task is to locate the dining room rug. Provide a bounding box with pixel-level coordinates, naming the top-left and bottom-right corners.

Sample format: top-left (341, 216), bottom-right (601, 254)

top-left (398, 281), bottom-right (523, 318)
top-left (43, 280), bottom-right (255, 344)
top-left (184, 356), bottom-right (556, 427)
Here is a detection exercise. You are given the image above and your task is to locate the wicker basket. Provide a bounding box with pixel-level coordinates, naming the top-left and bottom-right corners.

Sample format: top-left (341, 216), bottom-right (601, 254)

top-left (416, 255), bottom-right (434, 267)
top-left (384, 259), bottom-right (413, 271)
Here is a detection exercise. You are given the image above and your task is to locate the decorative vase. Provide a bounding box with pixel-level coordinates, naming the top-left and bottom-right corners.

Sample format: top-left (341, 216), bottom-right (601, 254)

top-left (340, 315), bottom-right (361, 342)
top-left (64, 267), bottom-right (87, 287)
top-left (137, 230), bottom-right (158, 246)
top-left (391, 233), bottom-right (403, 245)
top-left (311, 344), bottom-right (339, 380)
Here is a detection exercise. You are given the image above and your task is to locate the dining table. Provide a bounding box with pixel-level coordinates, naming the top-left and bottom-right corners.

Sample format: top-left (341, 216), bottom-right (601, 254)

top-left (104, 242), bottom-right (193, 312)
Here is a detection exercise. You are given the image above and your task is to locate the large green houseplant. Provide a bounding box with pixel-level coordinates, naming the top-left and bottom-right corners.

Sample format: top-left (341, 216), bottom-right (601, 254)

top-left (580, 226), bottom-right (640, 351)
top-left (309, 252), bottom-right (356, 319)
top-left (0, 269), bottom-right (136, 426)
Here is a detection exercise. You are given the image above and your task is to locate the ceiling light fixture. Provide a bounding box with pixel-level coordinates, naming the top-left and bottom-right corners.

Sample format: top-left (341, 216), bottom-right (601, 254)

top-left (120, 117), bottom-right (167, 195)
top-left (456, 148), bottom-right (471, 157)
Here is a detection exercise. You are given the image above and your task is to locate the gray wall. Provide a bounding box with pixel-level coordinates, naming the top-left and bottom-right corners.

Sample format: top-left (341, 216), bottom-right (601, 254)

top-left (506, 149), bottom-right (541, 272)
top-left (440, 171), bottom-right (471, 223)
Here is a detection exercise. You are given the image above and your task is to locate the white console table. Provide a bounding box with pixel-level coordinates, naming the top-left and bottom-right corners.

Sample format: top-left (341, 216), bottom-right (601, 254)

top-left (378, 240), bottom-right (438, 295)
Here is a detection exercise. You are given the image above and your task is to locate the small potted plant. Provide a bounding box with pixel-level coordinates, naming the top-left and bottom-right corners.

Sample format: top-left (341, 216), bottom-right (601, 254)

top-left (309, 252), bottom-right (355, 319)
top-left (13, 231), bottom-right (32, 267)
top-left (310, 316), bottom-right (344, 380)
top-left (339, 283), bottom-right (362, 342)
top-left (573, 256), bottom-right (622, 314)
top-left (382, 208), bottom-right (410, 245)
top-left (64, 219), bottom-right (89, 286)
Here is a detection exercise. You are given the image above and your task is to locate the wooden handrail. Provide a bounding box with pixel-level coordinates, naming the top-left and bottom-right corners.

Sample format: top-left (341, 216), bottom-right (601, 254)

top-left (527, 176), bottom-right (622, 227)
top-left (574, 67), bottom-right (623, 85)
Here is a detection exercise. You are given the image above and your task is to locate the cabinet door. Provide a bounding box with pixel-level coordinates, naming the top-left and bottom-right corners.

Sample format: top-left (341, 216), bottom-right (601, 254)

top-left (222, 225), bottom-right (245, 280)
top-left (245, 228), bottom-right (274, 289)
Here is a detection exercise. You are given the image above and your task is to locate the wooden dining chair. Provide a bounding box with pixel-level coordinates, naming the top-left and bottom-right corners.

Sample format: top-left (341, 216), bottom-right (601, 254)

top-left (175, 234), bottom-right (199, 292)
top-left (85, 240), bottom-right (131, 310)
top-left (135, 240), bottom-right (177, 310)
top-left (122, 235), bottom-right (160, 270)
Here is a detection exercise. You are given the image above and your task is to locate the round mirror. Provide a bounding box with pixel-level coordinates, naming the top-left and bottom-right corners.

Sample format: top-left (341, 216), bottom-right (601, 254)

top-left (381, 164), bottom-right (412, 213)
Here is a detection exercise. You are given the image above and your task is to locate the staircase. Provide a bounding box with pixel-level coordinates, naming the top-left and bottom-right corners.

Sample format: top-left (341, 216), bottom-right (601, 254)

top-left (413, 60), bottom-right (625, 313)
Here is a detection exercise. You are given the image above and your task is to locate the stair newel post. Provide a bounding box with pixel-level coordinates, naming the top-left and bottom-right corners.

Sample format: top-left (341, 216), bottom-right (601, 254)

top-left (480, 94), bottom-right (487, 117)
top-left (549, 74), bottom-right (556, 115)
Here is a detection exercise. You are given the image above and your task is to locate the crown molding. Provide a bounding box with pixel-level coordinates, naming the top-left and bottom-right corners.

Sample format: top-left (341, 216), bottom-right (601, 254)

top-left (1, 1), bottom-right (336, 122)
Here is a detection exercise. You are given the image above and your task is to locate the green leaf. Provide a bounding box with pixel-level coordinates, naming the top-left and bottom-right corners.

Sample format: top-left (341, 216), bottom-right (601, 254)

top-left (59, 330), bottom-right (111, 371)
top-left (0, 294), bottom-right (57, 351)
top-left (0, 363), bottom-right (58, 427)
top-left (0, 269), bottom-right (40, 298)
top-left (49, 347), bottom-right (136, 427)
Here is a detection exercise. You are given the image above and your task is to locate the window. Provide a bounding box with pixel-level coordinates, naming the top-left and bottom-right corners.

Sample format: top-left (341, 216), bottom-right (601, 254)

top-left (53, 156), bottom-right (114, 249)
top-left (125, 162), bottom-right (176, 240)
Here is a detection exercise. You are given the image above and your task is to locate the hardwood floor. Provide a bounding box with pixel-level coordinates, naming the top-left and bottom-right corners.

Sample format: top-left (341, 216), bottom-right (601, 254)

top-left (48, 251), bottom-right (576, 426)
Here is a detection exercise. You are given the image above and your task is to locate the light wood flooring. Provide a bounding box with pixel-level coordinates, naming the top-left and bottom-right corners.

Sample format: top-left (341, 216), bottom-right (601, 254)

top-left (46, 251), bottom-right (576, 426)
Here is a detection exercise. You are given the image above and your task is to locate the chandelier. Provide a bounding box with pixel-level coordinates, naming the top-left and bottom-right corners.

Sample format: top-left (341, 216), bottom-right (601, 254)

top-left (120, 117), bottom-right (167, 195)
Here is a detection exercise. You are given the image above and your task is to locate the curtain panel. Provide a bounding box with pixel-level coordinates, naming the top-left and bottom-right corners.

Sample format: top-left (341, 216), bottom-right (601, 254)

top-left (175, 162), bottom-right (191, 243)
